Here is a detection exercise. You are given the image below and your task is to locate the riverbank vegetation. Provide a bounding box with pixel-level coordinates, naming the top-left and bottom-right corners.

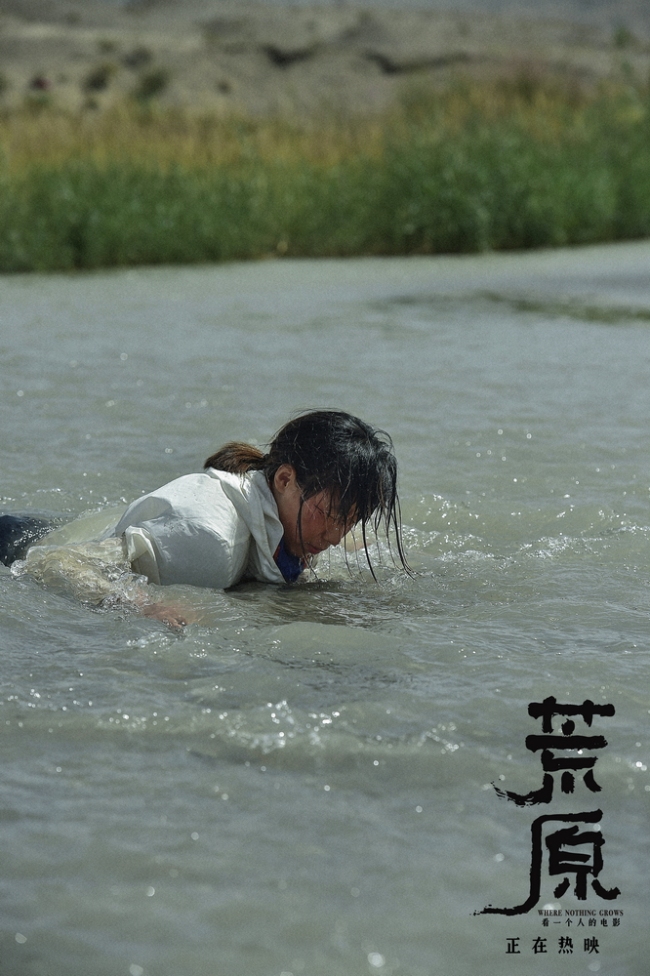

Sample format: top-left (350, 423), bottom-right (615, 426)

top-left (1, 77), bottom-right (649, 272)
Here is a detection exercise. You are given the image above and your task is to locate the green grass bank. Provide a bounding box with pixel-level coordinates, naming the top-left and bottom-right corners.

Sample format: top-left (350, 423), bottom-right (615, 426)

top-left (1, 81), bottom-right (649, 272)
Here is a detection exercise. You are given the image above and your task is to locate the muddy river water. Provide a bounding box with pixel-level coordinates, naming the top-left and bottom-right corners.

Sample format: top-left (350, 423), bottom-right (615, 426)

top-left (1, 242), bottom-right (649, 976)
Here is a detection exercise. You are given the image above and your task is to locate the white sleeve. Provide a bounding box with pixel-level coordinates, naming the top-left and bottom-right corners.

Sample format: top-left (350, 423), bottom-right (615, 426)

top-left (113, 477), bottom-right (251, 589)
top-left (122, 526), bottom-right (162, 585)
top-left (122, 514), bottom-right (249, 589)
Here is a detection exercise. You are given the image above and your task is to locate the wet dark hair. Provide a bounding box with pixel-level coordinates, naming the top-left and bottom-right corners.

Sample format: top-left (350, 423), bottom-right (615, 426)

top-left (204, 410), bottom-right (410, 577)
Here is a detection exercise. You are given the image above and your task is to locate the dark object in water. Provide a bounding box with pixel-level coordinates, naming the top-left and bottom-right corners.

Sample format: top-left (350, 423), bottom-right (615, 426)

top-left (0, 515), bottom-right (55, 567)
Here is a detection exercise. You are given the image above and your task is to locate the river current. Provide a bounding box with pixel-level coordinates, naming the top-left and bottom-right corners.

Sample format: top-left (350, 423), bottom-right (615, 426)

top-left (1, 243), bottom-right (649, 976)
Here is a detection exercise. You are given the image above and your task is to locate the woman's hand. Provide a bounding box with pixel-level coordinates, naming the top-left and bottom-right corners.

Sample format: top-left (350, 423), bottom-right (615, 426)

top-left (139, 601), bottom-right (194, 630)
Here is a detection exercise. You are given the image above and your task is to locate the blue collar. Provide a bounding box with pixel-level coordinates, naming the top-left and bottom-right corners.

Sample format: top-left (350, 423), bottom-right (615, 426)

top-left (274, 538), bottom-right (305, 583)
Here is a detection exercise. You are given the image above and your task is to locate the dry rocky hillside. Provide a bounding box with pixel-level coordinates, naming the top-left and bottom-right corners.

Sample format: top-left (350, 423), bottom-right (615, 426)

top-left (0, 0), bottom-right (649, 116)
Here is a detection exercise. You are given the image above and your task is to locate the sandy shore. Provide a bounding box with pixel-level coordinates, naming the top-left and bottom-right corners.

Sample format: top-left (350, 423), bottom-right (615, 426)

top-left (0, 0), bottom-right (649, 116)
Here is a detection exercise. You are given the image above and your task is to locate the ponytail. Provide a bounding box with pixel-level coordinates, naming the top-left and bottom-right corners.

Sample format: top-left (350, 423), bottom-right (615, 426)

top-left (204, 442), bottom-right (266, 474)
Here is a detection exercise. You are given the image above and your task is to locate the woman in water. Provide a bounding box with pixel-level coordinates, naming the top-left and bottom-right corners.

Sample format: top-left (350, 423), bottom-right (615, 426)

top-left (1, 410), bottom-right (409, 623)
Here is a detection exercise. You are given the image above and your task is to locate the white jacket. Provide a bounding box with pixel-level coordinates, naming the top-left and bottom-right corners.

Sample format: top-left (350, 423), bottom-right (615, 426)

top-left (112, 468), bottom-right (286, 589)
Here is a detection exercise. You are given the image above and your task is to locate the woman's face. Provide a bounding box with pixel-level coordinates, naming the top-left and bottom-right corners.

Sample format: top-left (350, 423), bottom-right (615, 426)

top-left (272, 465), bottom-right (354, 558)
